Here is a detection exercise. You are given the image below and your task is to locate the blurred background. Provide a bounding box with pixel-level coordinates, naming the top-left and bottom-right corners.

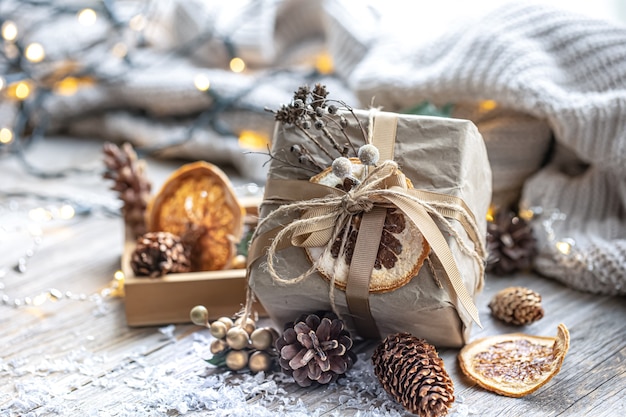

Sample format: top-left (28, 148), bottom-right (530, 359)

top-left (1, 0), bottom-right (625, 183)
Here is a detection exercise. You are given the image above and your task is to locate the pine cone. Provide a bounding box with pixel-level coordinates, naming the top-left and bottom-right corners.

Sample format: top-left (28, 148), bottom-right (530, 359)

top-left (372, 333), bottom-right (454, 417)
top-left (102, 142), bottom-right (152, 238)
top-left (130, 232), bottom-right (191, 277)
top-left (486, 210), bottom-right (537, 276)
top-left (489, 286), bottom-right (544, 325)
top-left (275, 312), bottom-right (356, 387)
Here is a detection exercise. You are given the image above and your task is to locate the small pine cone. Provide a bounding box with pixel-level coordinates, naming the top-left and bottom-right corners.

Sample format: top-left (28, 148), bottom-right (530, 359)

top-left (372, 333), bottom-right (454, 417)
top-left (275, 312), bottom-right (356, 387)
top-left (486, 210), bottom-right (537, 276)
top-left (489, 286), bottom-right (545, 325)
top-left (102, 142), bottom-right (152, 239)
top-left (131, 232), bottom-right (191, 277)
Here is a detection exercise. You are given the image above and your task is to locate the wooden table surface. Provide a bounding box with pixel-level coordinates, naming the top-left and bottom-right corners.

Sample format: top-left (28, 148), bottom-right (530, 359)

top-left (1, 137), bottom-right (624, 416)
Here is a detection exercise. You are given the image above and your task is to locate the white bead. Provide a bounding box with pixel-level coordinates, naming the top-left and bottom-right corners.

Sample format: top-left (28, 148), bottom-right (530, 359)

top-left (332, 157), bottom-right (352, 179)
top-left (358, 144), bottom-right (380, 166)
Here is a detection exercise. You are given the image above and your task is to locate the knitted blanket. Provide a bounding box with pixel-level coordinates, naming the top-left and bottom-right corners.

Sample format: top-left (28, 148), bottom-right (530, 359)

top-left (349, 1), bottom-right (626, 295)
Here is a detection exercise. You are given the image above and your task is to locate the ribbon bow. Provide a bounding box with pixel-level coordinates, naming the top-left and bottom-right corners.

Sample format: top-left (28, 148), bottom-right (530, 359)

top-left (251, 159), bottom-right (485, 331)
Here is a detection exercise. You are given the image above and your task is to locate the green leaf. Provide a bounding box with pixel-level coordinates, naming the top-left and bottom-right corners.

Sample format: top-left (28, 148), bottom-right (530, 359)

top-left (236, 226), bottom-right (255, 258)
top-left (402, 101), bottom-right (454, 118)
top-left (206, 349), bottom-right (229, 367)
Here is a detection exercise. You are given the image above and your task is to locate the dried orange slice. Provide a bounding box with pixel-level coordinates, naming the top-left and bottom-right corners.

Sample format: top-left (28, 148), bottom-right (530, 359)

top-left (147, 161), bottom-right (244, 271)
top-left (306, 159), bottom-right (430, 293)
top-left (458, 323), bottom-right (570, 397)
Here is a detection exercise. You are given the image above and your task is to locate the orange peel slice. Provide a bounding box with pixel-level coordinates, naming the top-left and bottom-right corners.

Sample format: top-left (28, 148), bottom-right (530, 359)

top-left (147, 161), bottom-right (244, 271)
top-left (306, 159), bottom-right (429, 293)
top-left (458, 323), bottom-right (570, 397)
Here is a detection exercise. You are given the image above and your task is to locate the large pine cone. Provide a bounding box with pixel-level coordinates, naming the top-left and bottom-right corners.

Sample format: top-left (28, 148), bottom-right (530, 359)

top-left (489, 286), bottom-right (544, 325)
top-left (372, 333), bottom-right (454, 417)
top-left (102, 142), bottom-right (152, 238)
top-left (486, 210), bottom-right (537, 276)
top-left (275, 312), bottom-right (356, 387)
top-left (130, 232), bottom-right (191, 277)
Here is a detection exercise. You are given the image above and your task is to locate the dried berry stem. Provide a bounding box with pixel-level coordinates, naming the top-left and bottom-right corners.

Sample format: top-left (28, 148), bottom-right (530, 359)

top-left (321, 125), bottom-right (348, 157)
top-left (295, 124), bottom-right (335, 161)
top-left (324, 114), bottom-right (357, 156)
top-left (248, 148), bottom-right (321, 175)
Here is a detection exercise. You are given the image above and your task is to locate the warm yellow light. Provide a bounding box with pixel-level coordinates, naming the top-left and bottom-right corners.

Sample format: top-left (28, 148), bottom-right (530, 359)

top-left (315, 53), bottom-right (334, 75)
top-left (1, 21), bottom-right (17, 41)
top-left (13, 81), bottom-right (31, 100)
top-left (0, 128), bottom-right (13, 144)
top-left (29, 207), bottom-right (52, 222)
top-left (229, 57), bottom-right (246, 73)
top-left (486, 205), bottom-right (495, 222)
top-left (518, 208), bottom-right (534, 221)
top-left (32, 293), bottom-right (49, 306)
top-left (555, 241), bottom-right (571, 255)
top-left (54, 77), bottom-right (79, 96)
top-left (479, 100), bottom-right (497, 112)
top-left (59, 204), bottom-right (76, 219)
top-left (194, 74), bottom-right (211, 91)
top-left (114, 270), bottom-right (125, 281)
top-left (77, 8), bottom-right (97, 26)
top-left (25, 43), bottom-right (45, 63)
top-left (238, 130), bottom-right (270, 150)
top-left (112, 42), bottom-right (128, 58)
top-left (129, 14), bottom-right (146, 31)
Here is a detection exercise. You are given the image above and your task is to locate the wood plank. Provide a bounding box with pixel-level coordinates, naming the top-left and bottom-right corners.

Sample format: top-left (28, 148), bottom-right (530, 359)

top-left (1, 137), bottom-right (625, 416)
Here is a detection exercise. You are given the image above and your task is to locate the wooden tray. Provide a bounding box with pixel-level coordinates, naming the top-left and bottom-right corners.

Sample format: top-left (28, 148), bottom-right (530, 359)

top-left (122, 199), bottom-right (265, 327)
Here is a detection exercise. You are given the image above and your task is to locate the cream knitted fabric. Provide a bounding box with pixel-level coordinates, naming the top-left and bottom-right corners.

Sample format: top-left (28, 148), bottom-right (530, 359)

top-left (350, 1), bottom-right (626, 295)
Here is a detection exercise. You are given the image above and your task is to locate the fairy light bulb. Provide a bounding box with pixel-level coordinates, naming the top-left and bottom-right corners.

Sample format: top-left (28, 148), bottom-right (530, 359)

top-left (4, 42), bottom-right (18, 59)
top-left (29, 207), bottom-right (52, 222)
top-left (194, 74), bottom-right (210, 91)
top-left (111, 42), bottom-right (128, 58)
top-left (59, 204), bottom-right (75, 220)
top-left (129, 14), bottom-right (147, 31)
top-left (55, 77), bottom-right (79, 96)
top-left (77, 8), bottom-right (97, 26)
top-left (555, 241), bottom-right (572, 255)
top-left (486, 205), bottom-right (495, 222)
top-left (0, 76), bottom-right (5, 90)
top-left (238, 130), bottom-right (269, 150)
top-left (0, 128), bottom-right (13, 144)
top-left (479, 100), bottom-right (497, 112)
top-left (315, 52), bottom-right (334, 75)
top-left (1, 21), bottom-right (17, 41)
top-left (25, 43), bottom-right (45, 63)
top-left (14, 81), bottom-right (31, 100)
top-left (229, 57), bottom-right (245, 73)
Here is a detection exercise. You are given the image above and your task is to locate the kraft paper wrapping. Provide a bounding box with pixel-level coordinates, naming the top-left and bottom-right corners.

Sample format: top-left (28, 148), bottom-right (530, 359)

top-left (250, 109), bottom-right (491, 347)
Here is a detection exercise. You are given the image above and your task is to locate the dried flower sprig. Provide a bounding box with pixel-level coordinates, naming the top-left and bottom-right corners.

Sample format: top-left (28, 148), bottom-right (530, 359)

top-left (265, 84), bottom-right (368, 174)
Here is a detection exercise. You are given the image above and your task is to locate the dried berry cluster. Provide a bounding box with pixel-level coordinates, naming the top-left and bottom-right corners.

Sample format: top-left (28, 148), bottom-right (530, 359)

top-left (267, 84), bottom-right (367, 174)
top-left (190, 306), bottom-right (278, 373)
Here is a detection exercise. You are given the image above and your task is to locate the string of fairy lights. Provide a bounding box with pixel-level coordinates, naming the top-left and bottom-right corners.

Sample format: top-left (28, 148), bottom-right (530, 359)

top-left (0, 0), bottom-right (335, 177)
top-left (0, 0), bottom-right (333, 309)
